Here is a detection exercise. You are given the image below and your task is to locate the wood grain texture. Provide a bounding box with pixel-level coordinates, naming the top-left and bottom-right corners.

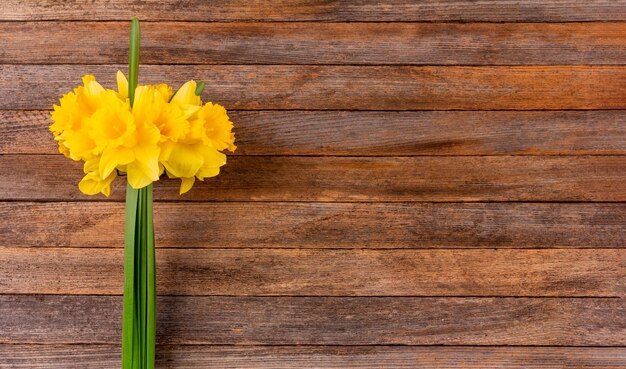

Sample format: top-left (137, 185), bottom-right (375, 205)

top-left (3, 0), bottom-right (626, 21)
top-left (5, 22), bottom-right (626, 65)
top-left (0, 247), bottom-right (623, 296)
top-left (5, 110), bottom-right (626, 156)
top-left (2, 1), bottom-right (625, 363)
top-left (4, 65), bottom-right (626, 110)
top-left (0, 295), bottom-right (623, 345)
top-left (3, 202), bottom-right (623, 249)
top-left (1, 155), bottom-right (623, 202)
top-left (2, 345), bottom-right (625, 369)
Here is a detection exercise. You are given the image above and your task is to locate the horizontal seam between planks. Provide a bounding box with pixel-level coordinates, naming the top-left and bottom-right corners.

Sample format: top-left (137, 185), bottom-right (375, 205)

top-left (0, 200), bottom-right (625, 204)
top-left (6, 108), bottom-right (626, 112)
top-left (7, 63), bottom-right (626, 67)
top-left (0, 343), bottom-right (625, 349)
top-left (1, 343), bottom-right (624, 348)
top-left (1, 247), bottom-right (623, 251)
top-left (3, 154), bottom-right (626, 158)
top-left (7, 108), bottom-right (626, 112)
top-left (4, 153), bottom-right (626, 157)
top-left (1, 342), bottom-right (624, 348)
top-left (6, 108), bottom-right (626, 114)
top-left (6, 64), bottom-right (626, 67)
top-left (3, 19), bottom-right (626, 24)
top-left (6, 21), bottom-right (626, 25)
top-left (3, 200), bottom-right (624, 205)
top-left (0, 293), bottom-right (621, 298)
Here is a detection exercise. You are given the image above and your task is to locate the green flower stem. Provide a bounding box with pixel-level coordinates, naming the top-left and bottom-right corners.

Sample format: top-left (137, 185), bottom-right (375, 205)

top-left (122, 17), bottom-right (156, 369)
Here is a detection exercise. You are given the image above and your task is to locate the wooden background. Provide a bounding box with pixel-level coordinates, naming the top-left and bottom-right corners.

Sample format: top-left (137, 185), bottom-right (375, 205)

top-left (1, 1), bottom-right (625, 367)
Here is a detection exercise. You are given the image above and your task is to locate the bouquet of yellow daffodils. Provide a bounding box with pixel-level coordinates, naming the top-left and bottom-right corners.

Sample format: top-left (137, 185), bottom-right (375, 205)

top-left (49, 18), bottom-right (235, 369)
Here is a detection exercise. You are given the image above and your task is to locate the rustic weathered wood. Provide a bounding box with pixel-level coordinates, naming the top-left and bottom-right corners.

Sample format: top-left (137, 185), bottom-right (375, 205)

top-left (3, 1), bottom-right (626, 21)
top-left (1, 155), bottom-right (623, 202)
top-left (2, 345), bottom-right (625, 369)
top-left (0, 248), bottom-right (623, 296)
top-left (0, 295), bottom-right (623, 345)
top-left (5, 110), bottom-right (626, 156)
top-left (3, 202), bottom-right (623, 249)
top-left (5, 22), bottom-right (626, 65)
top-left (4, 65), bottom-right (626, 110)
top-left (1, 2), bottom-right (624, 365)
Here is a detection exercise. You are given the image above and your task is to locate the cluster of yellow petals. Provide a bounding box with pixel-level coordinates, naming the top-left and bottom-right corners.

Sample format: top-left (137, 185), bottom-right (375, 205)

top-left (50, 72), bottom-right (236, 196)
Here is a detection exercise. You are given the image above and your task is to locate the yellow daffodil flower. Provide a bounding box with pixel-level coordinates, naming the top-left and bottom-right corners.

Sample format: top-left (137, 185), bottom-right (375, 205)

top-left (50, 72), bottom-right (236, 196)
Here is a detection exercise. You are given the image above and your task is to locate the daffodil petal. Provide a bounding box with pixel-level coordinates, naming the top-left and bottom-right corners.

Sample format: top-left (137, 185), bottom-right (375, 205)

top-left (196, 166), bottom-right (220, 180)
top-left (117, 70), bottom-right (128, 99)
top-left (78, 169), bottom-right (117, 197)
top-left (171, 81), bottom-right (201, 106)
top-left (82, 75), bottom-right (96, 85)
top-left (179, 176), bottom-right (195, 195)
top-left (99, 147), bottom-right (135, 179)
top-left (155, 84), bottom-right (173, 101)
top-left (85, 79), bottom-right (106, 96)
top-left (78, 174), bottom-right (101, 195)
top-left (126, 163), bottom-right (154, 189)
top-left (83, 158), bottom-right (99, 173)
top-left (161, 144), bottom-right (204, 178)
top-left (126, 154), bottom-right (160, 189)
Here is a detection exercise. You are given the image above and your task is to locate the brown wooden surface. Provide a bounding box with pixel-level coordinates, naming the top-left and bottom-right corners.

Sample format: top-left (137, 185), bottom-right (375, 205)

top-left (3, 110), bottom-right (626, 156)
top-left (4, 0), bottom-right (626, 22)
top-left (1, 155), bottom-right (624, 202)
top-left (4, 65), bottom-right (626, 110)
top-left (2, 202), bottom-right (623, 249)
top-left (2, 345), bottom-right (626, 369)
top-left (1, 295), bottom-right (624, 345)
top-left (1, 247), bottom-right (623, 296)
top-left (1, 1), bottom-right (625, 367)
top-left (5, 22), bottom-right (626, 65)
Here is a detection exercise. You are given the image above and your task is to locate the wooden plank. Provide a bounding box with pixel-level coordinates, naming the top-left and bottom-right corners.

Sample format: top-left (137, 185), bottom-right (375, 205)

top-left (3, 1), bottom-right (626, 22)
top-left (4, 65), bottom-right (626, 110)
top-left (0, 295), bottom-right (623, 345)
top-left (5, 110), bottom-right (626, 156)
top-left (3, 202), bottom-right (623, 249)
top-left (5, 22), bottom-right (626, 65)
top-left (1, 155), bottom-right (624, 202)
top-left (0, 248), bottom-right (622, 296)
top-left (2, 345), bottom-right (625, 369)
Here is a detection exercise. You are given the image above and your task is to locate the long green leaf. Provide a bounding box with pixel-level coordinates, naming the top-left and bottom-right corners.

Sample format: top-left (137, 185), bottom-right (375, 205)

top-left (128, 17), bottom-right (140, 106)
top-left (122, 15), bottom-right (141, 369)
top-left (122, 17), bottom-right (156, 369)
top-left (146, 185), bottom-right (156, 368)
top-left (122, 184), bottom-right (138, 369)
top-left (123, 185), bottom-right (155, 369)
